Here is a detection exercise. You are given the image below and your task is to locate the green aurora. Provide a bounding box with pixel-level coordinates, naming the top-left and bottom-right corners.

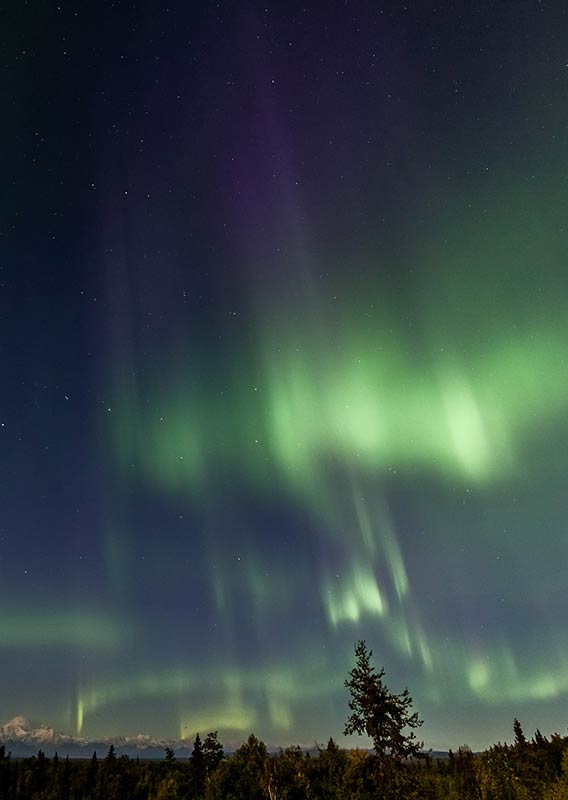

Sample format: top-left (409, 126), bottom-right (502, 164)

top-left (4, 0), bottom-right (568, 754)
top-left (79, 167), bottom-right (568, 748)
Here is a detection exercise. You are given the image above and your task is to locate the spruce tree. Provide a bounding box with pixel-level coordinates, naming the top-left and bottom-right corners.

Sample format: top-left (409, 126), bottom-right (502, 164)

top-left (203, 731), bottom-right (224, 773)
top-left (344, 639), bottom-right (423, 759)
top-left (190, 733), bottom-right (207, 797)
top-left (514, 718), bottom-right (527, 747)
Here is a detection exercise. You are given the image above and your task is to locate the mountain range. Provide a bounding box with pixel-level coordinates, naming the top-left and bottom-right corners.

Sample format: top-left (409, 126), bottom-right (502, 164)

top-left (0, 716), bottom-right (193, 759)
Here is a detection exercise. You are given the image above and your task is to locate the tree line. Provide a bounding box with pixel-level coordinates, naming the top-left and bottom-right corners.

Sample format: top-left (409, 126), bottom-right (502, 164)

top-left (3, 727), bottom-right (568, 800)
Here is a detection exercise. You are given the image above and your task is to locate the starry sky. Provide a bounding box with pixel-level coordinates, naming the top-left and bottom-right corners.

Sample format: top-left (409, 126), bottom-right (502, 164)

top-left (3, 0), bottom-right (568, 752)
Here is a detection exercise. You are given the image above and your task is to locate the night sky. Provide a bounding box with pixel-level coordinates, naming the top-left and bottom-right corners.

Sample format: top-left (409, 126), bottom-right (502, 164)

top-left (3, 0), bottom-right (568, 752)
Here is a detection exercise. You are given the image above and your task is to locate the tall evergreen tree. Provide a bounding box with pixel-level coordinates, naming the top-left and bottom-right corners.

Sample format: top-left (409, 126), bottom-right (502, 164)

top-left (203, 731), bottom-right (224, 774)
top-left (190, 732), bottom-right (207, 797)
top-left (344, 639), bottom-right (423, 760)
top-left (514, 718), bottom-right (527, 747)
top-left (105, 744), bottom-right (117, 765)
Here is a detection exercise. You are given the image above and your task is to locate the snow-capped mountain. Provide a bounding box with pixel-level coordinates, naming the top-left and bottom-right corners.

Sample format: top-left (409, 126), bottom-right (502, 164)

top-left (0, 717), bottom-right (62, 745)
top-left (0, 716), bottom-right (192, 758)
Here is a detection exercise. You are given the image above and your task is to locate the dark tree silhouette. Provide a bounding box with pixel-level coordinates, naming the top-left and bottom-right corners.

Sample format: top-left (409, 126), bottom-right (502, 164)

top-left (190, 732), bottom-right (206, 798)
top-left (0, 724), bottom-right (568, 800)
top-left (203, 731), bottom-right (224, 774)
top-left (104, 744), bottom-right (116, 765)
top-left (514, 717), bottom-right (527, 747)
top-left (344, 639), bottom-right (423, 760)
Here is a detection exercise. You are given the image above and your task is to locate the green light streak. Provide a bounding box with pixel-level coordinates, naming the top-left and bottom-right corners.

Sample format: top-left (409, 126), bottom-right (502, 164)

top-left (75, 630), bottom-right (568, 740)
top-left (77, 651), bottom-right (343, 737)
top-left (98, 164), bottom-right (568, 743)
top-left (0, 611), bottom-right (125, 651)
top-left (465, 648), bottom-right (568, 704)
top-left (108, 316), bottom-right (568, 508)
top-left (323, 561), bottom-right (386, 626)
top-left (78, 669), bottom-right (199, 721)
top-left (76, 697), bottom-right (84, 735)
top-left (179, 705), bottom-right (257, 739)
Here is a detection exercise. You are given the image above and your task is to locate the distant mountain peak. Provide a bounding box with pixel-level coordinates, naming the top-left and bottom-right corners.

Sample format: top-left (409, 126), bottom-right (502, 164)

top-left (2, 717), bottom-right (50, 742)
top-left (0, 715), bottom-right (193, 758)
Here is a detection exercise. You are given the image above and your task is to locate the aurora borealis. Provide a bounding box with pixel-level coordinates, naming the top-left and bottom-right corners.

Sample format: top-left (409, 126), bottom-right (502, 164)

top-left (3, 1), bottom-right (568, 753)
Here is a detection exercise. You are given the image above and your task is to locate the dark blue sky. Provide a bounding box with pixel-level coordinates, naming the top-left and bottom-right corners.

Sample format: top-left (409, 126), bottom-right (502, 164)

top-left (2, 0), bottom-right (568, 751)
